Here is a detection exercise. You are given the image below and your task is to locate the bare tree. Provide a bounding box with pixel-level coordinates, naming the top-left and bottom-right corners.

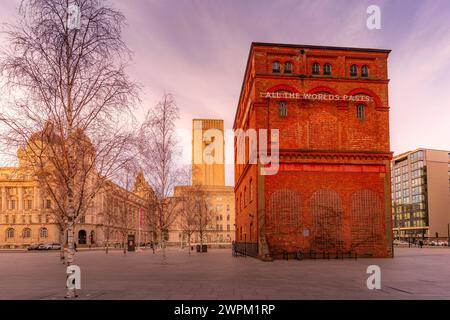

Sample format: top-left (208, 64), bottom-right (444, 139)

top-left (176, 182), bottom-right (195, 254)
top-left (137, 93), bottom-right (183, 249)
top-left (195, 189), bottom-right (214, 251)
top-left (178, 187), bottom-right (215, 254)
top-left (114, 162), bottom-right (140, 255)
top-left (101, 188), bottom-right (117, 254)
top-left (0, 0), bottom-right (139, 298)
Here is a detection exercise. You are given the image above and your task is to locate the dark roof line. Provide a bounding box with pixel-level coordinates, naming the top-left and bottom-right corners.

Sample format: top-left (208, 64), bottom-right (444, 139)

top-left (252, 42), bottom-right (392, 53)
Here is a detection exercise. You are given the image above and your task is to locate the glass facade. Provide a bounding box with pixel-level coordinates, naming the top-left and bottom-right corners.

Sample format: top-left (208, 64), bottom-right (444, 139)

top-left (391, 150), bottom-right (429, 239)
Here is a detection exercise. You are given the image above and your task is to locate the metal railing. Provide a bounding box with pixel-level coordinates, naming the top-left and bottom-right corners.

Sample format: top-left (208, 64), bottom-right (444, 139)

top-left (232, 242), bottom-right (258, 258)
top-left (273, 249), bottom-right (359, 260)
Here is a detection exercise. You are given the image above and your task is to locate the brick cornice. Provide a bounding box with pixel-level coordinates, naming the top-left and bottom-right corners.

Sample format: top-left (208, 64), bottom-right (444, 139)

top-left (278, 150), bottom-right (393, 162)
top-left (255, 73), bottom-right (390, 84)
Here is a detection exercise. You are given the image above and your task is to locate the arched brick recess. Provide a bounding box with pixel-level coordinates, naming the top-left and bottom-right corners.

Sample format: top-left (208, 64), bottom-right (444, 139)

top-left (268, 189), bottom-right (302, 235)
top-left (310, 189), bottom-right (344, 252)
top-left (350, 189), bottom-right (382, 253)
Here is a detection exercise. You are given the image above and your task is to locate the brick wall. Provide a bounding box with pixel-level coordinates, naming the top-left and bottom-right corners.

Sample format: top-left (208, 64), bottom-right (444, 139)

top-left (234, 43), bottom-right (393, 259)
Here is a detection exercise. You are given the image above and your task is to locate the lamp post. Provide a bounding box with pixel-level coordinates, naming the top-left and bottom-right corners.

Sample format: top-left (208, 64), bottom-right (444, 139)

top-left (447, 223), bottom-right (450, 247)
top-left (137, 208), bottom-right (142, 252)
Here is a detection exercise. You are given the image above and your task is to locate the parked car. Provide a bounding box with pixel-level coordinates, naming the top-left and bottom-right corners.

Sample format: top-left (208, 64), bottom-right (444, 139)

top-left (429, 240), bottom-right (448, 247)
top-left (393, 240), bottom-right (409, 246)
top-left (40, 243), bottom-right (62, 250)
top-left (27, 244), bottom-right (42, 251)
top-left (49, 243), bottom-right (62, 250)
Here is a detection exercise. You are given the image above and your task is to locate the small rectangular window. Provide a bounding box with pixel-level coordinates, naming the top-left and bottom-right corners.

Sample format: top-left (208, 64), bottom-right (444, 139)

top-left (279, 102), bottom-right (288, 118)
top-left (284, 62), bottom-right (292, 74)
top-left (357, 104), bottom-right (365, 121)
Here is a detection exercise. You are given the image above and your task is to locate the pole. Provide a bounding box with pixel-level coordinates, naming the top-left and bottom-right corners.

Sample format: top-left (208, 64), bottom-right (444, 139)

top-left (137, 208), bottom-right (142, 252)
top-left (447, 223), bottom-right (450, 247)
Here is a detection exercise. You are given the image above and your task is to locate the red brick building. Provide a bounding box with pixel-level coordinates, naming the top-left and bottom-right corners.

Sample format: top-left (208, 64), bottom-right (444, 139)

top-left (233, 43), bottom-right (393, 260)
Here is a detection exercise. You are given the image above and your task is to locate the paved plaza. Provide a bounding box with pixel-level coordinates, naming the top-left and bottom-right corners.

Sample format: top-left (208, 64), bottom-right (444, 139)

top-left (0, 248), bottom-right (449, 300)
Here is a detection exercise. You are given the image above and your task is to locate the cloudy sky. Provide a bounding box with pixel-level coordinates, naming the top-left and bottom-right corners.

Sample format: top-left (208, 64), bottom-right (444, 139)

top-left (1, 0), bottom-right (449, 185)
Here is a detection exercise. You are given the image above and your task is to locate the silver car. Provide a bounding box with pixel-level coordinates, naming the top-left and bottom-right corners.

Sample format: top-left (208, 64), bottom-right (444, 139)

top-left (41, 243), bottom-right (62, 250)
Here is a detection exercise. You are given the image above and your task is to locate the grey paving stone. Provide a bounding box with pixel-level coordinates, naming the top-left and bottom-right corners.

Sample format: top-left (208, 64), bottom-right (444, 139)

top-left (0, 248), bottom-right (449, 300)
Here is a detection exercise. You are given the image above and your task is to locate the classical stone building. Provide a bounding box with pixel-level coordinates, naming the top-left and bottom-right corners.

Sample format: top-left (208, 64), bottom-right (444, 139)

top-left (0, 152), bottom-right (154, 249)
top-left (167, 119), bottom-right (235, 246)
top-left (234, 43), bottom-right (393, 259)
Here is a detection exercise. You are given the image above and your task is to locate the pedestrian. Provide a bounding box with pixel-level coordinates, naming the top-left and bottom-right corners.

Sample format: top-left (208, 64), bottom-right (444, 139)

top-left (419, 240), bottom-right (424, 248)
top-left (74, 242), bottom-right (78, 252)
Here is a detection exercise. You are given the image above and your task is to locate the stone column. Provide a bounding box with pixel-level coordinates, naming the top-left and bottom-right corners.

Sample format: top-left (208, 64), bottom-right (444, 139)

top-left (33, 186), bottom-right (40, 210)
top-left (1, 187), bottom-right (7, 212)
top-left (18, 187), bottom-right (23, 211)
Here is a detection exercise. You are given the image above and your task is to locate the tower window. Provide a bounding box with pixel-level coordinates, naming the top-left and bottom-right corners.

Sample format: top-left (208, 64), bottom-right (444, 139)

top-left (324, 63), bottom-right (332, 75)
top-left (279, 102), bottom-right (288, 118)
top-left (357, 104), bottom-right (366, 121)
top-left (272, 61), bottom-right (281, 73)
top-left (362, 65), bottom-right (369, 77)
top-left (312, 63), bottom-right (320, 75)
top-left (284, 62), bottom-right (292, 74)
top-left (350, 64), bottom-right (358, 77)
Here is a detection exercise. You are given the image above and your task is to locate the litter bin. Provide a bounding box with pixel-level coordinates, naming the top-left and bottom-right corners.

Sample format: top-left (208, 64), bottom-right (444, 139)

top-left (127, 235), bottom-right (136, 252)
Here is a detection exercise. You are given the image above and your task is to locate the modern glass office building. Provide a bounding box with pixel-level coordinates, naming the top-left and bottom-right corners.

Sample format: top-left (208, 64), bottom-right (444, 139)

top-left (391, 149), bottom-right (450, 240)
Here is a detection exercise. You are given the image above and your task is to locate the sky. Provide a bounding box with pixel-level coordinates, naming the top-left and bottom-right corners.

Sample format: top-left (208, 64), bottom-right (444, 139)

top-left (1, 0), bottom-right (449, 186)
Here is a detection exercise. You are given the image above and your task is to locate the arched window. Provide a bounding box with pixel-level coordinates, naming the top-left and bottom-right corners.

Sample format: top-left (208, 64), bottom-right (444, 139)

top-left (357, 104), bottom-right (366, 121)
top-left (40, 227), bottom-right (48, 239)
top-left (22, 228), bottom-right (32, 239)
top-left (312, 63), bottom-right (320, 75)
top-left (284, 62), bottom-right (292, 74)
top-left (279, 101), bottom-right (288, 118)
top-left (6, 228), bottom-right (15, 239)
top-left (350, 64), bottom-right (358, 77)
top-left (362, 65), bottom-right (369, 77)
top-left (324, 63), bottom-right (332, 75)
top-left (272, 61), bottom-right (281, 73)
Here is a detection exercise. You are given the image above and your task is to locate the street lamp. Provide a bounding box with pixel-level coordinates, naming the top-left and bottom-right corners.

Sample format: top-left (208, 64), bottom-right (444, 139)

top-left (447, 223), bottom-right (450, 247)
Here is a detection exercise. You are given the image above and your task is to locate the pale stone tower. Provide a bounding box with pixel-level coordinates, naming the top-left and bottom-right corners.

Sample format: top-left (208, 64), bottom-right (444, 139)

top-left (192, 119), bottom-right (225, 186)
